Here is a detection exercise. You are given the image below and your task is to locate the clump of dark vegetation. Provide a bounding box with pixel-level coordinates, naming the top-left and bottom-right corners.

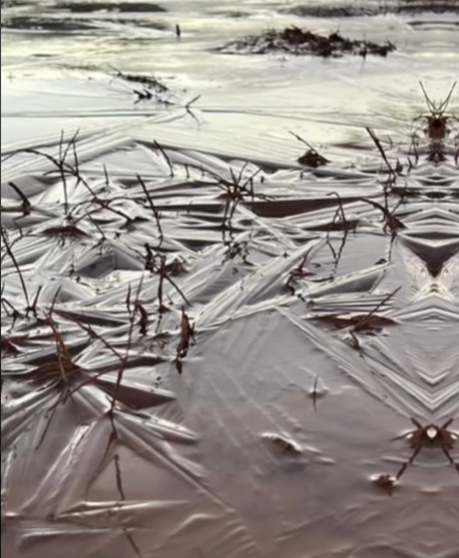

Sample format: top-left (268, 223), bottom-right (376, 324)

top-left (110, 66), bottom-right (169, 93)
top-left (290, 131), bottom-right (330, 168)
top-left (108, 66), bottom-right (178, 104)
top-left (175, 308), bottom-right (195, 374)
top-left (218, 27), bottom-right (396, 58)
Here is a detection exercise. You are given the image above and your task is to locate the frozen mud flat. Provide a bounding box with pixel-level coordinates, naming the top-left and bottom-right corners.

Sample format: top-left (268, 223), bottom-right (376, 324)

top-left (2, 1), bottom-right (459, 558)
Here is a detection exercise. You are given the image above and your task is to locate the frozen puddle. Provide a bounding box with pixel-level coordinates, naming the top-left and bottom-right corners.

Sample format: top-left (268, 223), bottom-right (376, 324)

top-left (2, 1), bottom-right (459, 557)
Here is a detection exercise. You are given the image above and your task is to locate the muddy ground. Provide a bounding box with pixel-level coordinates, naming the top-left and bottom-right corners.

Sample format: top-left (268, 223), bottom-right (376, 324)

top-left (2, 1), bottom-right (459, 557)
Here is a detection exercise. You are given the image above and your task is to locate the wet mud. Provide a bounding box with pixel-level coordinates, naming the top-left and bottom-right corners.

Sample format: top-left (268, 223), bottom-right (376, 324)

top-left (2, 1), bottom-right (459, 557)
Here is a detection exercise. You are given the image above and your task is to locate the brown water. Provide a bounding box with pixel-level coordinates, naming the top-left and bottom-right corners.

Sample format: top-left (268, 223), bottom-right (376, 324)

top-left (2, 1), bottom-right (459, 557)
